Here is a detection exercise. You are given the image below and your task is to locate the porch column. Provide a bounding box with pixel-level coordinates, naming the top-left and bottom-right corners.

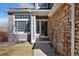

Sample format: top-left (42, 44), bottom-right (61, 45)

top-left (8, 13), bottom-right (14, 42)
top-left (31, 14), bottom-right (36, 44)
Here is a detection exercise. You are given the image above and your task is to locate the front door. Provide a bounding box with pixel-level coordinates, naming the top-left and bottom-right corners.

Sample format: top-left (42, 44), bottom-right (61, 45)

top-left (36, 19), bottom-right (48, 38)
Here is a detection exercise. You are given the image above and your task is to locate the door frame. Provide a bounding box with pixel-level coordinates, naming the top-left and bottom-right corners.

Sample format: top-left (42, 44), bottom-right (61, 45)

top-left (36, 19), bottom-right (48, 38)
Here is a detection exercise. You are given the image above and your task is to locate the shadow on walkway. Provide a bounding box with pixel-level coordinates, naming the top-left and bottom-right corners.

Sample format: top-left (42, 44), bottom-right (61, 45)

top-left (33, 38), bottom-right (58, 56)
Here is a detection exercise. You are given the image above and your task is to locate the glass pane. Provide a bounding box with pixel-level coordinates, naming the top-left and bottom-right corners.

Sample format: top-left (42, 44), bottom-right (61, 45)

top-left (18, 21), bottom-right (26, 32)
top-left (15, 21), bottom-right (30, 33)
top-left (15, 15), bottom-right (30, 19)
top-left (38, 3), bottom-right (48, 8)
top-left (15, 21), bottom-right (18, 32)
top-left (20, 3), bottom-right (35, 8)
top-left (41, 21), bottom-right (47, 36)
top-left (25, 21), bottom-right (30, 32)
top-left (36, 21), bottom-right (40, 34)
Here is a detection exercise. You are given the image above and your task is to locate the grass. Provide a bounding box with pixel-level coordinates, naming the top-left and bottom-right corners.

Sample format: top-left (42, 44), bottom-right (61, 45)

top-left (0, 42), bottom-right (33, 56)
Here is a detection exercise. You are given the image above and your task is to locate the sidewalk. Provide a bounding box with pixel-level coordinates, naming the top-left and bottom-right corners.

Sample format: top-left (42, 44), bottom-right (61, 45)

top-left (33, 42), bottom-right (55, 56)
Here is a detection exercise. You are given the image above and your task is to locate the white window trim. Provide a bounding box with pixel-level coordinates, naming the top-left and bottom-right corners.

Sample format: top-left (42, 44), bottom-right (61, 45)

top-left (13, 15), bottom-right (30, 34)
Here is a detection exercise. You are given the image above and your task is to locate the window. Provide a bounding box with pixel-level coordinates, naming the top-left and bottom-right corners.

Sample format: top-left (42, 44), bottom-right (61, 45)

top-left (15, 21), bottom-right (30, 33)
top-left (15, 15), bottom-right (30, 19)
top-left (36, 21), bottom-right (40, 34)
top-left (14, 14), bottom-right (30, 34)
top-left (41, 21), bottom-right (47, 36)
top-left (26, 3), bottom-right (35, 8)
top-left (38, 3), bottom-right (48, 9)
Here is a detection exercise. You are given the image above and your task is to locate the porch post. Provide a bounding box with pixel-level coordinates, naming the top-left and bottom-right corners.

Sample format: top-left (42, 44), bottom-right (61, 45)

top-left (31, 14), bottom-right (36, 44)
top-left (8, 13), bottom-right (14, 42)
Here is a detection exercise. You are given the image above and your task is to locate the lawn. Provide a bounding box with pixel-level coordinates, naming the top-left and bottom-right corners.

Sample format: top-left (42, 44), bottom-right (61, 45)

top-left (0, 42), bottom-right (33, 56)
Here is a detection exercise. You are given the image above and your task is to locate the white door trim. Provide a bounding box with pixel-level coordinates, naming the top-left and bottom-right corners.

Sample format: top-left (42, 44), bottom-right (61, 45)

top-left (36, 19), bottom-right (48, 38)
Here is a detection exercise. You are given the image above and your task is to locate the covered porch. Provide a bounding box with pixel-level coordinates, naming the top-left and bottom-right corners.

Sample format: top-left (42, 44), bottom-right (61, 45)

top-left (8, 9), bottom-right (50, 44)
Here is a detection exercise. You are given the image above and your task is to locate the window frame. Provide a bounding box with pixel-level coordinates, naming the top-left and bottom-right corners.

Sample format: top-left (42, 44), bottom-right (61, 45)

top-left (36, 19), bottom-right (48, 37)
top-left (38, 3), bottom-right (48, 9)
top-left (13, 14), bottom-right (31, 34)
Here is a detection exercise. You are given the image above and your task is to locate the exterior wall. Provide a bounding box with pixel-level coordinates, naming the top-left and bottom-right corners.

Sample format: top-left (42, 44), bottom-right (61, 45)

top-left (12, 34), bottom-right (29, 42)
top-left (75, 4), bottom-right (79, 56)
top-left (48, 4), bottom-right (71, 55)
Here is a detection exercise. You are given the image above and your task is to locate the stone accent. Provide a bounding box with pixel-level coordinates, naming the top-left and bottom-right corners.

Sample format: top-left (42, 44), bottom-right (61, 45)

top-left (8, 14), bottom-right (14, 42)
top-left (48, 4), bottom-right (71, 55)
top-left (8, 14), bottom-right (14, 34)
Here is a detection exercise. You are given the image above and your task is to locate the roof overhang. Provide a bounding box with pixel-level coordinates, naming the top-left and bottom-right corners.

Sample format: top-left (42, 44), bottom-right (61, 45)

top-left (48, 3), bottom-right (73, 17)
top-left (48, 3), bottom-right (64, 17)
top-left (8, 9), bottom-right (51, 16)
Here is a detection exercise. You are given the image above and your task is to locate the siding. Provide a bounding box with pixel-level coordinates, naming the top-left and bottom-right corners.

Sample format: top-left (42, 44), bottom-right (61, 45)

top-left (48, 4), bottom-right (71, 55)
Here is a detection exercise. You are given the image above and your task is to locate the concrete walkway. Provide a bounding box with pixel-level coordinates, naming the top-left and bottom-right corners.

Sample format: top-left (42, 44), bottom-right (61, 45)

top-left (33, 42), bottom-right (55, 56)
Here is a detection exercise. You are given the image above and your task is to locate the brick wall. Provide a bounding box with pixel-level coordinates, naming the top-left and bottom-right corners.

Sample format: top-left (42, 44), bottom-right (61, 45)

top-left (48, 4), bottom-right (71, 55)
top-left (75, 4), bottom-right (79, 56)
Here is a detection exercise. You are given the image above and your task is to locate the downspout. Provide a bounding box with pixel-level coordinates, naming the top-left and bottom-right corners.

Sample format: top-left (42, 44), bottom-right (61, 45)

top-left (71, 3), bottom-right (75, 56)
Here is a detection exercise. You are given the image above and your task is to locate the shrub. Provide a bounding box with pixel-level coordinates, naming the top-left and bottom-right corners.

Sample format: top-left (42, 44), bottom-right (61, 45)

top-left (0, 31), bottom-right (9, 42)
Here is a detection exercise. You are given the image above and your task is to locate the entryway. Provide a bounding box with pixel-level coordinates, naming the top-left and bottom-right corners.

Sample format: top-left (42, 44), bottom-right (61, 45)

top-left (36, 19), bottom-right (48, 39)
